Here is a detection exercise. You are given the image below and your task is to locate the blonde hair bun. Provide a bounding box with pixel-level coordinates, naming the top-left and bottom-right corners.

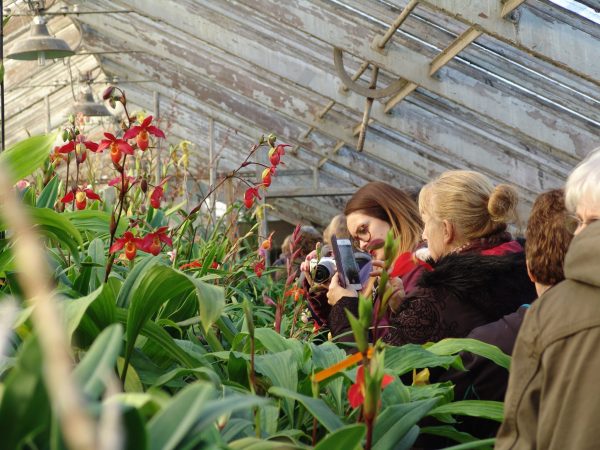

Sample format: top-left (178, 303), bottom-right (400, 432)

top-left (488, 184), bottom-right (518, 223)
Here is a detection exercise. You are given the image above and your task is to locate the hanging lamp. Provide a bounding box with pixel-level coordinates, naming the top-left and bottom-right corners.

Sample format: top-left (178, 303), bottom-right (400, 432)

top-left (73, 85), bottom-right (111, 117)
top-left (6, 15), bottom-right (74, 65)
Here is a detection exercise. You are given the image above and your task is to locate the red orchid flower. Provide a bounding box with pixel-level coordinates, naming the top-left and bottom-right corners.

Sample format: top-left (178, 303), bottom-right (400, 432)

top-left (98, 132), bottom-right (134, 164)
top-left (50, 146), bottom-right (67, 166)
top-left (109, 231), bottom-right (145, 261)
top-left (268, 144), bottom-right (290, 166)
top-left (60, 187), bottom-right (101, 210)
top-left (108, 175), bottom-right (136, 191)
top-left (180, 260), bottom-right (219, 270)
top-left (244, 186), bottom-right (261, 208)
top-left (150, 185), bottom-right (164, 209)
top-left (254, 257), bottom-right (266, 277)
top-left (261, 167), bottom-right (275, 187)
top-left (123, 115), bottom-right (165, 151)
top-left (285, 286), bottom-right (307, 302)
top-left (58, 134), bottom-right (99, 164)
top-left (140, 226), bottom-right (173, 256)
top-left (260, 231), bottom-right (275, 250)
top-left (348, 365), bottom-right (394, 409)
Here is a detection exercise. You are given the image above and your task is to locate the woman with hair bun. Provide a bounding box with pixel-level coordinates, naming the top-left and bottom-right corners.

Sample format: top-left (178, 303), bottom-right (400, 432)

top-left (381, 170), bottom-right (536, 346)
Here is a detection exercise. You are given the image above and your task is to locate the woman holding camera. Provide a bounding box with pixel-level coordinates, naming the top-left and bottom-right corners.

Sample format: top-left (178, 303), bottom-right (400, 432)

top-left (304, 181), bottom-right (424, 338)
top-left (333, 170), bottom-right (536, 348)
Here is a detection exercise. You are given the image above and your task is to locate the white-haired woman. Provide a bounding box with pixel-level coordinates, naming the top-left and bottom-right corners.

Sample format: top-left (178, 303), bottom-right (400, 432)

top-left (497, 149), bottom-right (600, 450)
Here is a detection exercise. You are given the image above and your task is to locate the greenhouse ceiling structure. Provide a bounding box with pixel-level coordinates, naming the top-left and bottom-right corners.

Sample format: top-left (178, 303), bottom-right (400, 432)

top-left (4, 0), bottom-right (600, 227)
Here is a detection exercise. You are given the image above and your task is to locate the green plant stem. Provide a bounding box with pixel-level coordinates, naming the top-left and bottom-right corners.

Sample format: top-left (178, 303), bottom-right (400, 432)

top-left (104, 156), bottom-right (128, 282)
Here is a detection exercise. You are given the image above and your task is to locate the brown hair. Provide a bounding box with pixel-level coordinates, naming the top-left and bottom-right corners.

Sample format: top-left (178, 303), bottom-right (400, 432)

top-left (525, 189), bottom-right (572, 286)
top-left (419, 170), bottom-right (518, 240)
top-left (344, 181), bottom-right (422, 253)
top-left (323, 214), bottom-right (350, 246)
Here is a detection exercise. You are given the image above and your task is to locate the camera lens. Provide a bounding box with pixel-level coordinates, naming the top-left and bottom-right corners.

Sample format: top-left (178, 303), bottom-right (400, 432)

top-left (313, 260), bottom-right (336, 284)
top-left (314, 265), bottom-right (332, 283)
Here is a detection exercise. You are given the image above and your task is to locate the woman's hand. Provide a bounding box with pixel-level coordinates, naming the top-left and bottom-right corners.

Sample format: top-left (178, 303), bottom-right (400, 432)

top-left (300, 249), bottom-right (318, 286)
top-left (388, 277), bottom-right (406, 313)
top-left (370, 259), bottom-right (385, 277)
top-left (327, 272), bottom-right (358, 306)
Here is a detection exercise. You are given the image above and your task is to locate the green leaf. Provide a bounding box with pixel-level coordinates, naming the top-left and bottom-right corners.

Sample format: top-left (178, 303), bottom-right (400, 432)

top-left (373, 398), bottom-right (440, 450)
top-left (420, 425), bottom-right (479, 444)
top-left (37, 176), bottom-right (60, 208)
top-left (429, 400), bottom-right (504, 423)
top-left (0, 133), bottom-right (57, 182)
top-left (116, 255), bottom-right (162, 308)
top-left (115, 309), bottom-right (201, 369)
top-left (147, 383), bottom-right (217, 450)
top-left (73, 324), bottom-right (123, 398)
top-left (385, 344), bottom-right (462, 376)
top-left (63, 210), bottom-right (126, 237)
top-left (229, 438), bottom-right (302, 450)
top-left (186, 274), bottom-right (224, 333)
top-left (442, 438), bottom-right (496, 450)
top-left (314, 423), bottom-right (365, 450)
top-left (62, 286), bottom-right (104, 340)
top-left (426, 338), bottom-right (511, 370)
top-left (148, 383), bottom-right (267, 450)
top-left (255, 351), bottom-right (298, 419)
top-left (268, 386), bottom-right (345, 432)
top-left (0, 336), bottom-right (50, 450)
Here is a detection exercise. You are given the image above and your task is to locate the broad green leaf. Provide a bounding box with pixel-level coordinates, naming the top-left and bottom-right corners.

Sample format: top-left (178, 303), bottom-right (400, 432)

top-left (186, 274), bottom-right (224, 333)
top-left (430, 400), bottom-right (504, 423)
top-left (314, 423), bottom-right (365, 450)
top-left (115, 308), bottom-right (201, 369)
top-left (0, 133), bottom-right (57, 182)
top-left (0, 336), bottom-right (50, 450)
top-left (255, 351), bottom-right (298, 419)
top-left (123, 264), bottom-right (197, 370)
top-left (426, 338), bottom-right (511, 370)
top-left (442, 438), bottom-right (496, 449)
top-left (147, 383), bottom-right (218, 450)
top-left (229, 437), bottom-right (302, 450)
top-left (5, 206), bottom-right (84, 264)
top-left (268, 386), bottom-right (344, 432)
top-left (373, 398), bottom-right (439, 450)
top-left (64, 210), bottom-right (126, 237)
top-left (259, 404), bottom-right (280, 436)
top-left (311, 342), bottom-right (346, 414)
top-left (73, 324), bottom-right (123, 398)
top-left (63, 286), bottom-right (104, 339)
top-left (87, 238), bottom-right (106, 291)
top-left (37, 176), bottom-right (60, 208)
top-left (255, 327), bottom-right (304, 362)
top-left (116, 255), bottom-right (162, 308)
top-left (420, 425), bottom-right (479, 444)
top-left (385, 344), bottom-right (462, 375)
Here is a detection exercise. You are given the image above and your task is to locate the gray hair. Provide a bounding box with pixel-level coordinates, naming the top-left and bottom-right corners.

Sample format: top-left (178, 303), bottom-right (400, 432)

top-left (565, 148), bottom-right (600, 212)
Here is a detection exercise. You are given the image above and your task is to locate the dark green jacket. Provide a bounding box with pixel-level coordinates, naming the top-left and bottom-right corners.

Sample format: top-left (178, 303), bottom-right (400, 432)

top-left (497, 220), bottom-right (600, 450)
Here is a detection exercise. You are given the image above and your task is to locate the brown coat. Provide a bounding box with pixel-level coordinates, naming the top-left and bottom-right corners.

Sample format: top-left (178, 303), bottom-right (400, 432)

top-left (496, 220), bottom-right (600, 450)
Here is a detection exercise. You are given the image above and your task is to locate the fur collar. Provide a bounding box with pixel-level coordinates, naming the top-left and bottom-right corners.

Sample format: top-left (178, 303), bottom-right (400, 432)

top-left (417, 251), bottom-right (536, 320)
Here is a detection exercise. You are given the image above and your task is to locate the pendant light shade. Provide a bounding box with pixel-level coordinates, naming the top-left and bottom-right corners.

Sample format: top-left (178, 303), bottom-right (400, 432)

top-left (6, 15), bottom-right (74, 65)
top-left (74, 86), bottom-right (111, 117)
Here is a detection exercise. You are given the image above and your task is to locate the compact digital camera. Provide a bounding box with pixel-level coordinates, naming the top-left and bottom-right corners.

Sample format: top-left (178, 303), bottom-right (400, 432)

top-left (309, 251), bottom-right (371, 285)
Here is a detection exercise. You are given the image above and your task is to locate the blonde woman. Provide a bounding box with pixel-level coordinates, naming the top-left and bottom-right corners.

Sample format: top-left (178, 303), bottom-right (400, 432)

top-left (379, 170), bottom-right (536, 346)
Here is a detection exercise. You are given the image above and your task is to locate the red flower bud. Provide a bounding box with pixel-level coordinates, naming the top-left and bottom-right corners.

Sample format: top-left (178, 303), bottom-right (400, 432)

top-left (102, 86), bottom-right (115, 100)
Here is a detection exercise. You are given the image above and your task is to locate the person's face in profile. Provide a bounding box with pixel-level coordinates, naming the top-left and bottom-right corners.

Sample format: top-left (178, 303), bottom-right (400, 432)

top-left (346, 212), bottom-right (390, 260)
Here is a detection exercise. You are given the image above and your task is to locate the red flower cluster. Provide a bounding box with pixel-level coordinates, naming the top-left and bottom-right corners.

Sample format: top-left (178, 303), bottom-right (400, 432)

top-left (179, 260), bottom-right (219, 270)
top-left (109, 227), bottom-right (173, 261)
top-left (58, 134), bottom-right (99, 164)
top-left (60, 187), bottom-right (101, 210)
top-left (253, 231), bottom-right (275, 277)
top-left (348, 365), bottom-right (394, 409)
top-left (243, 143), bottom-right (290, 209)
top-left (123, 115), bottom-right (165, 151)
